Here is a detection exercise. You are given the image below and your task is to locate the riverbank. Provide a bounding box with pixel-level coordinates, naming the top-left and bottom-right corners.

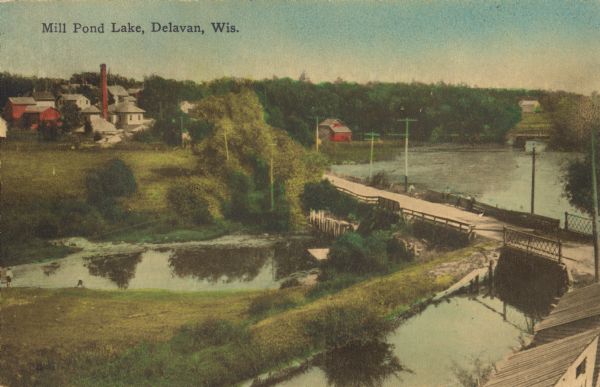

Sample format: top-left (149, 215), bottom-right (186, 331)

top-left (0, 241), bottom-right (498, 386)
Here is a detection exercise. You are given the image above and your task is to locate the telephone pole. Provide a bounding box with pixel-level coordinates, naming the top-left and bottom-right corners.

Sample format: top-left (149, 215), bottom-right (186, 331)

top-left (270, 142), bottom-right (276, 211)
top-left (315, 116), bottom-right (319, 152)
top-left (364, 132), bottom-right (380, 180)
top-left (398, 118), bottom-right (417, 192)
top-left (223, 127), bottom-right (229, 162)
top-left (531, 145), bottom-right (536, 214)
top-left (591, 126), bottom-right (599, 282)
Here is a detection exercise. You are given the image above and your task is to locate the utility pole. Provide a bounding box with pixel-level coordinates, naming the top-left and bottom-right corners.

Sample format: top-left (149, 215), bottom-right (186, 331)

top-left (315, 116), bottom-right (319, 152)
top-left (224, 127), bottom-right (229, 162)
top-left (270, 142), bottom-right (276, 211)
top-left (398, 118), bottom-right (417, 192)
top-left (531, 145), bottom-right (536, 214)
top-left (364, 132), bottom-right (380, 180)
top-left (591, 126), bottom-right (599, 283)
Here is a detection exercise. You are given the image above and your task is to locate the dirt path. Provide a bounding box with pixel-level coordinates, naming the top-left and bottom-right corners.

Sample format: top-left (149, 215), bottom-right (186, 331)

top-left (326, 173), bottom-right (597, 283)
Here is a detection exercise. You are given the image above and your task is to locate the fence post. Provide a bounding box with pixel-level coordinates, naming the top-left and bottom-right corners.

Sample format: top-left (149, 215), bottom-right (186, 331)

top-left (564, 212), bottom-right (569, 232)
top-left (558, 240), bottom-right (562, 264)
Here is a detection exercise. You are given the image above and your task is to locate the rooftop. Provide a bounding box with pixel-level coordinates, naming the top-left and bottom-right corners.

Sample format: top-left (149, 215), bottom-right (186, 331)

top-left (32, 91), bottom-right (55, 100)
top-left (8, 97), bottom-right (36, 105)
top-left (485, 329), bottom-right (600, 387)
top-left (107, 85), bottom-right (129, 97)
top-left (536, 283), bottom-right (600, 333)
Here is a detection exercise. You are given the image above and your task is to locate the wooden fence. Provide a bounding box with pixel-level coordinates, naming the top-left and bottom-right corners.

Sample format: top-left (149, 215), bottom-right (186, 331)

top-left (401, 207), bottom-right (475, 236)
top-left (503, 227), bottom-right (562, 263)
top-left (308, 210), bottom-right (355, 238)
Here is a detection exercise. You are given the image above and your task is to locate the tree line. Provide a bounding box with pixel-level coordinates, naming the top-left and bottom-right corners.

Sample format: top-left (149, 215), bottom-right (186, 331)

top-left (1, 71), bottom-right (589, 149)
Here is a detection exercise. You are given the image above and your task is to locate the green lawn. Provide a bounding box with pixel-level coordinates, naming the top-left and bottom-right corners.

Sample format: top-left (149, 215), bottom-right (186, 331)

top-left (321, 140), bottom-right (404, 164)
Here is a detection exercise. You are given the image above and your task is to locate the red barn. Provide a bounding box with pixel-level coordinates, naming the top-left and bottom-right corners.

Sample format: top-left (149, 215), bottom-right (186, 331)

top-left (318, 118), bottom-right (352, 142)
top-left (22, 106), bottom-right (61, 130)
top-left (4, 97), bottom-right (36, 122)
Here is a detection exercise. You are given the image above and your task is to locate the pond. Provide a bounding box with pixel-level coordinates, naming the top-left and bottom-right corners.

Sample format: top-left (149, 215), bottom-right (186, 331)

top-left (10, 237), bottom-right (318, 291)
top-left (331, 145), bottom-right (584, 221)
top-left (277, 267), bottom-right (556, 387)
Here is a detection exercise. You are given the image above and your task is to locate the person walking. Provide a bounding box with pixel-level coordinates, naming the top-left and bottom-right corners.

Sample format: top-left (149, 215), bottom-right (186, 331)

top-left (5, 267), bottom-right (13, 288)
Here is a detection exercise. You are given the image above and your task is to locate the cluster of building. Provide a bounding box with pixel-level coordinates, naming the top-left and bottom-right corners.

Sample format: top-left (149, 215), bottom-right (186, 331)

top-left (2, 64), bottom-right (149, 144)
top-left (485, 283), bottom-right (600, 387)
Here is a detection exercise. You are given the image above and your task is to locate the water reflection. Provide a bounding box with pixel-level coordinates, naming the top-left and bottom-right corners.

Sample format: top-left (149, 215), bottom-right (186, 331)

top-left (84, 252), bottom-right (143, 289)
top-left (169, 247), bottom-right (270, 283)
top-left (317, 341), bottom-right (407, 387)
top-left (42, 262), bottom-right (61, 276)
top-left (272, 241), bottom-right (318, 280)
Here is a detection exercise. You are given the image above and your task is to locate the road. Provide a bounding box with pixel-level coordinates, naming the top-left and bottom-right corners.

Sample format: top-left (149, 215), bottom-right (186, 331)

top-left (326, 173), bottom-right (597, 282)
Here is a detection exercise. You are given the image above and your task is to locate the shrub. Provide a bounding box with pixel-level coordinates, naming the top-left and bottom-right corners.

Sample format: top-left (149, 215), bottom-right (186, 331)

top-left (247, 292), bottom-right (297, 316)
top-left (166, 181), bottom-right (213, 225)
top-left (357, 207), bottom-right (400, 235)
top-left (305, 304), bottom-right (391, 348)
top-left (327, 232), bottom-right (389, 274)
top-left (301, 180), bottom-right (369, 219)
top-left (86, 158), bottom-right (136, 206)
top-left (369, 171), bottom-right (390, 189)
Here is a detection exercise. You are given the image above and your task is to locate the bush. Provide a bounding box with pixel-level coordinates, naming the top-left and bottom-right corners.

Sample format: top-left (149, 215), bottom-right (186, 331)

top-left (247, 292), bottom-right (297, 316)
top-left (357, 207), bottom-right (400, 235)
top-left (86, 158), bottom-right (136, 206)
top-left (166, 181), bottom-right (213, 225)
top-left (369, 171), bottom-right (390, 189)
top-left (301, 180), bottom-right (370, 219)
top-left (305, 304), bottom-right (391, 348)
top-left (327, 232), bottom-right (389, 274)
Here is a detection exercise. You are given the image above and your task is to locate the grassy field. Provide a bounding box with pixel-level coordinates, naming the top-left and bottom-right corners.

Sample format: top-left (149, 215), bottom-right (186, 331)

top-left (1, 144), bottom-right (198, 212)
top-left (0, 241), bottom-right (497, 386)
top-left (321, 140), bottom-right (404, 164)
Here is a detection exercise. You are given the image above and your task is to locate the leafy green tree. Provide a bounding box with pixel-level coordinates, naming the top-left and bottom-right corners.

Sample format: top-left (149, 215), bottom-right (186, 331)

top-left (59, 102), bottom-right (82, 132)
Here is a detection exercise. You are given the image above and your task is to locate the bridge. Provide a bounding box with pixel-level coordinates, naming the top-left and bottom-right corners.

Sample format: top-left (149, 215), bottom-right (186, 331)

top-left (309, 184), bottom-right (475, 238)
top-left (502, 227), bottom-right (562, 263)
top-left (324, 174), bottom-right (598, 281)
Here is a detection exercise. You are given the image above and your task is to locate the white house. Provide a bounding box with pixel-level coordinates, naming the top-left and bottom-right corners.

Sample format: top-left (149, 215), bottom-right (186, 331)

top-left (107, 85), bottom-right (129, 103)
top-left (519, 100), bottom-right (541, 114)
top-left (58, 94), bottom-right (91, 110)
top-left (0, 116), bottom-right (7, 138)
top-left (180, 100), bottom-right (197, 114)
top-left (108, 102), bottom-right (145, 129)
top-left (32, 91), bottom-right (56, 108)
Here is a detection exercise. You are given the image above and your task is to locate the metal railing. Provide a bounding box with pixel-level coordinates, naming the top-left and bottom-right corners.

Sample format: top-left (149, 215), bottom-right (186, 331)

top-left (564, 212), bottom-right (593, 236)
top-left (503, 227), bottom-right (562, 262)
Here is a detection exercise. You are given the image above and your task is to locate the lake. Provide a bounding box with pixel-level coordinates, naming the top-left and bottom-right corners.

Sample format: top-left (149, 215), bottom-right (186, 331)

top-left (331, 145), bottom-right (584, 221)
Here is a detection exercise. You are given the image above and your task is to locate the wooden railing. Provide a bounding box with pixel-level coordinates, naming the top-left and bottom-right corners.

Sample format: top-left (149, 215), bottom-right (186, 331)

top-left (401, 208), bottom-right (475, 235)
top-left (334, 186), bottom-right (379, 205)
top-left (503, 227), bottom-right (562, 263)
top-left (334, 185), bottom-right (475, 236)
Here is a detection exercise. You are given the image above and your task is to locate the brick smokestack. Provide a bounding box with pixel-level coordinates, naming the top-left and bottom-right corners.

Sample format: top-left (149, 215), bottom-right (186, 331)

top-left (100, 63), bottom-right (108, 120)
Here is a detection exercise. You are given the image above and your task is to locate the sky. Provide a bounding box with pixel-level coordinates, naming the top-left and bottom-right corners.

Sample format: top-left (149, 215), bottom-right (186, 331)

top-left (1, 0), bottom-right (600, 94)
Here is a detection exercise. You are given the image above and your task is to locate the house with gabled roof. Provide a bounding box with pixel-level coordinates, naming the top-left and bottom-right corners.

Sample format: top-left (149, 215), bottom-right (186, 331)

top-left (31, 91), bottom-right (56, 108)
top-left (318, 118), bottom-right (352, 142)
top-left (58, 94), bottom-right (91, 110)
top-left (485, 329), bottom-right (600, 387)
top-left (4, 97), bottom-right (36, 122)
top-left (107, 85), bottom-right (129, 103)
top-left (486, 283), bottom-right (600, 387)
top-left (22, 106), bottom-right (61, 130)
top-left (108, 101), bottom-right (145, 129)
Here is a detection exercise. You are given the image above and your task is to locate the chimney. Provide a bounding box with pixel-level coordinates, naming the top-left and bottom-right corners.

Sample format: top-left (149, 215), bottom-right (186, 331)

top-left (100, 63), bottom-right (108, 120)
